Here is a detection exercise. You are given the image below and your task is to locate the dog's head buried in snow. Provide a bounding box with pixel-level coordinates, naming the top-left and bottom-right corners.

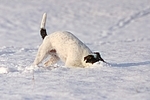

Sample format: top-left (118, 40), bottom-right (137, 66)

top-left (33, 13), bottom-right (105, 68)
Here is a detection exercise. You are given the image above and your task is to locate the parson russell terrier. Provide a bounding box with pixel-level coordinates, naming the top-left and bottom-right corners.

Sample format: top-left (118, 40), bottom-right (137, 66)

top-left (33, 13), bottom-right (105, 68)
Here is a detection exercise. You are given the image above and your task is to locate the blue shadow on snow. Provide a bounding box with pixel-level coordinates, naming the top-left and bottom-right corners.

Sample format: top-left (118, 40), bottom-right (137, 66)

top-left (108, 61), bottom-right (150, 67)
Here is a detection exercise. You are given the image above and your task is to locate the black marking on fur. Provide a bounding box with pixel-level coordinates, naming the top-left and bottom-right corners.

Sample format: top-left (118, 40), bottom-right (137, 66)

top-left (40, 28), bottom-right (47, 39)
top-left (93, 52), bottom-right (105, 62)
top-left (84, 52), bottom-right (105, 64)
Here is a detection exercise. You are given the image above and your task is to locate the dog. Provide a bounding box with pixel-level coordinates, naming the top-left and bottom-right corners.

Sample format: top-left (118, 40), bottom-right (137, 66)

top-left (33, 13), bottom-right (105, 68)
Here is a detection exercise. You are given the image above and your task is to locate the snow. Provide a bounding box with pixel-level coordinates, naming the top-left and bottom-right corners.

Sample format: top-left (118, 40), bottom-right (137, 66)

top-left (0, 0), bottom-right (150, 100)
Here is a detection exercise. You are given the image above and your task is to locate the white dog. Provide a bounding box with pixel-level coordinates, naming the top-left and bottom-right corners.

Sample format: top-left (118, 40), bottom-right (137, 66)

top-left (33, 13), bottom-right (105, 68)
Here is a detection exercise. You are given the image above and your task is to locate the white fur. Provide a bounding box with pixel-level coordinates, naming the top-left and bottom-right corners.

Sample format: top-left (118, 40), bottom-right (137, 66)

top-left (40, 13), bottom-right (47, 29)
top-left (33, 31), bottom-right (93, 67)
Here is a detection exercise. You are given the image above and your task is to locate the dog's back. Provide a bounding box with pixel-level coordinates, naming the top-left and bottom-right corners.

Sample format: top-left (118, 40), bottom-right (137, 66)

top-left (44, 31), bottom-right (92, 67)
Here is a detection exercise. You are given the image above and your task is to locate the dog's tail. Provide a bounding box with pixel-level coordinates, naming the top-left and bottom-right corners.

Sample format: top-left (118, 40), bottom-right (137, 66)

top-left (40, 13), bottom-right (47, 39)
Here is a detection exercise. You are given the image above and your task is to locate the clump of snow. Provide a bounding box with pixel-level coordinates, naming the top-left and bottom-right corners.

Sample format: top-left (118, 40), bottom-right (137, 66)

top-left (0, 67), bottom-right (8, 74)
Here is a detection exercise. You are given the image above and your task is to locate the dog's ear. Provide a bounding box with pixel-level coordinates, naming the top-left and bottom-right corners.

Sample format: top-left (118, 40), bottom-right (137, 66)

top-left (84, 55), bottom-right (92, 61)
top-left (93, 52), bottom-right (105, 62)
top-left (84, 52), bottom-right (105, 64)
top-left (84, 55), bottom-right (97, 64)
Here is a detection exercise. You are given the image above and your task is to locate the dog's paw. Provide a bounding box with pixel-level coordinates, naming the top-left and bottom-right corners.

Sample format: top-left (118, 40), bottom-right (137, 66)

top-left (44, 62), bottom-right (49, 67)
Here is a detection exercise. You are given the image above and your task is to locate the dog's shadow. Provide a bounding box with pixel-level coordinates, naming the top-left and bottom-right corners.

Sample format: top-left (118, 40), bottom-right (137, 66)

top-left (108, 61), bottom-right (150, 67)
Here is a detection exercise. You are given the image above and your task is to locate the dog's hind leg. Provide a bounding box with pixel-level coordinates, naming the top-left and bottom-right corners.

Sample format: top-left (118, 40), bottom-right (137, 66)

top-left (33, 45), bottom-right (48, 66)
top-left (33, 38), bottom-right (51, 66)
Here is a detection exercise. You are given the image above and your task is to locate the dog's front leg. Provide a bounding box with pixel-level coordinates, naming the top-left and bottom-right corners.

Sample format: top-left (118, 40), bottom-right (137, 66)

top-left (44, 55), bottom-right (60, 67)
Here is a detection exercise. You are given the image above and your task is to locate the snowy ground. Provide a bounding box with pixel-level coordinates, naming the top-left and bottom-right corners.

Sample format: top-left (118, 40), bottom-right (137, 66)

top-left (0, 0), bottom-right (150, 100)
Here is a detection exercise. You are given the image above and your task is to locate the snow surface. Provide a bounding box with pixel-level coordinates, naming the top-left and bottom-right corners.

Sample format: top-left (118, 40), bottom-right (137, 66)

top-left (0, 0), bottom-right (150, 100)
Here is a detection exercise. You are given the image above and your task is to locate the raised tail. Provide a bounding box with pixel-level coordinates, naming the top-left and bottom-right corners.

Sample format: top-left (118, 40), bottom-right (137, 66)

top-left (40, 13), bottom-right (47, 39)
